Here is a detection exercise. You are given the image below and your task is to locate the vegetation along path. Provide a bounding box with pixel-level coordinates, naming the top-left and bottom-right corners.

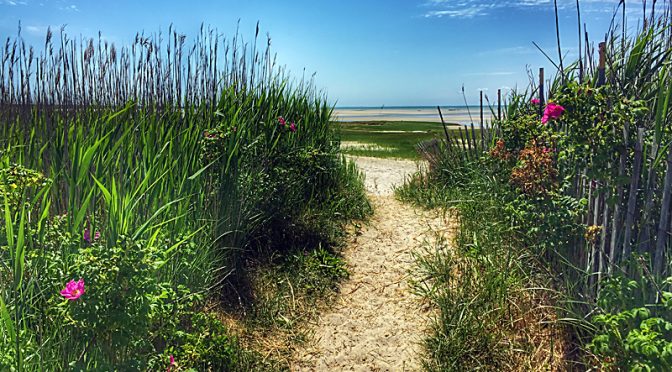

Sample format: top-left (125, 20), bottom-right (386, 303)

top-left (293, 156), bottom-right (449, 371)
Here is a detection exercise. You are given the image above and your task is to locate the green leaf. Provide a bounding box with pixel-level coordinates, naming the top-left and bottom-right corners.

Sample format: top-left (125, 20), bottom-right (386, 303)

top-left (74, 188), bottom-right (95, 231)
top-left (0, 295), bottom-right (14, 345)
top-left (131, 197), bottom-right (185, 241)
top-left (92, 175), bottom-right (112, 204)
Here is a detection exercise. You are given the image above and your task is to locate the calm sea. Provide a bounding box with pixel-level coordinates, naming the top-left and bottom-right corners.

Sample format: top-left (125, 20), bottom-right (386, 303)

top-left (333, 106), bottom-right (492, 124)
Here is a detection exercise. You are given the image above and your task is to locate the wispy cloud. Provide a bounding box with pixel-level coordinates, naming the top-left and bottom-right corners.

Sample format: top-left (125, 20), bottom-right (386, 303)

top-left (425, 3), bottom-right (496, 18)
top-left (63, 4), bottom-right (79, 12)
top-left (423, 0), bottom-right (637, 19)
top-left (25, 24), bottom-right (48, 36)
top-left (423, 0), bottom-right (506, 19)
top-left (2, 0), bottom-right (28, 5)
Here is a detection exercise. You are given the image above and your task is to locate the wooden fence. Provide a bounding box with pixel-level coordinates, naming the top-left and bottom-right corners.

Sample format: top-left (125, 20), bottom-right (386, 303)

top-left (421, 46), bottom-right (671, 297)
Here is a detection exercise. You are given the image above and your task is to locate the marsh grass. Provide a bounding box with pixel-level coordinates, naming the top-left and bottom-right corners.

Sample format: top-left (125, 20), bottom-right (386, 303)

top-left (338, 120), bottom-right (470, 159)
top-left (0, 24), bottom-right (370, 370)
top-left (400, 164), bottom-right (575, 371)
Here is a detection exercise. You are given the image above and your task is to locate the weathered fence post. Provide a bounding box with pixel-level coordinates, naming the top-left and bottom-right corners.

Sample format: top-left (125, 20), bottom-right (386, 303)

top-left (470, 123), bottom-right (478, 155)
top-left (576, 0), bottom-right (583, 83)
top-left (539, 68), bottom-right (545, 118)
top-left (598, 42), bottom-right (606, 87)
top-left (639, 141), bottom-right (660, 256)
top-left (497, 88), bottom-right (502, 122)
top-left (654, 145), bottom-right (672, 276)
top-left (588, 189), bottom-right (602, 290)
top-left (480, 90), bottom-right (484, 127)
top-left (458, 126), bottom-right (469, 162)
top-left (437, 105), bottom-right (453, 149)
top-left (599, 177), bottom-right (611, 287)
top-left (609, 123), bottom-right (629, 272)
top-left (480, 90), bottom-right (485, 150)
top-left (623, 128), bottom-right (644, 266)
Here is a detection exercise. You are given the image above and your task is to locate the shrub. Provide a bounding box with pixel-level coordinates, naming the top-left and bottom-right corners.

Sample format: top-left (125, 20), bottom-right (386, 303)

top-left (509, 140), bottom-right (558, 196)
top-left (589, 275), bottom-right (672, 371)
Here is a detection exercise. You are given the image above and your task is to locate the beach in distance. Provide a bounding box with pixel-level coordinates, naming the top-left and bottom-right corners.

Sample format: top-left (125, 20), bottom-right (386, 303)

top-left (333, 106), bottom-right (494, 124)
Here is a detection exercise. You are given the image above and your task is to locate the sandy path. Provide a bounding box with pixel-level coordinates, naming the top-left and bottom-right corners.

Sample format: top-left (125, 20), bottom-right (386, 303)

top-left (292, 157), bottom-right (446, 371)
top-left (346, 156), bottom-right (425, 196)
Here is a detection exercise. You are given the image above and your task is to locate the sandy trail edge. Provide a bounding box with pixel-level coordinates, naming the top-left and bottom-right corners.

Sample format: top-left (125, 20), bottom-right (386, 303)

top-left (346, 156), bottom-right (425, 197)
top-left (291, 157), bottom-right (448, 371)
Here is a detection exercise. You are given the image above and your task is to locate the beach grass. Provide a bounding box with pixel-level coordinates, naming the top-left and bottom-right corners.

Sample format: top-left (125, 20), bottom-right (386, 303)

top-left (338, 121), bottom-right (478, 159)
top-left (0, 25), bottom-right (372, 370)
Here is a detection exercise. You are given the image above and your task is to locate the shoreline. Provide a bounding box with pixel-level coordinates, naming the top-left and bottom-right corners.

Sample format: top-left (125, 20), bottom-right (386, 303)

top-left (334, 107), bottom-right (492, 124)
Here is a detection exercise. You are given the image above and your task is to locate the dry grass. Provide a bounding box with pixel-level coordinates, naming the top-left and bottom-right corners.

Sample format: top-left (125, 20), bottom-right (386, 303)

top-left (506, 288), bottom-right (576, 371)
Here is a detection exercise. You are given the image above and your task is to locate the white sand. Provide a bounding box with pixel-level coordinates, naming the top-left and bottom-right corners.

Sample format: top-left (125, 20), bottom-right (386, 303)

top-left (346, 156), bottom-right (425, 196)
top-left (292, 157), bottom-right (449, 371)
top-left (340, 142), bottom-right (397, 153)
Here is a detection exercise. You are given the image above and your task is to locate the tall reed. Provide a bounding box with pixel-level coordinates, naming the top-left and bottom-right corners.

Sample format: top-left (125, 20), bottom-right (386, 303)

top-left (0, 24), bottom-right (368, 370)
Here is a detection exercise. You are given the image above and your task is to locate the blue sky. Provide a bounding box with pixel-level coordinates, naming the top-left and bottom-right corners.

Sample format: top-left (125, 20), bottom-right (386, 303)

top-left (0, 0), bottom-right (652, 106)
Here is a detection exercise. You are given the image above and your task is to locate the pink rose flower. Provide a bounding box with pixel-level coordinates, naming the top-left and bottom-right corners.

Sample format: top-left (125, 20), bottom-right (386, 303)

top-left (83, 228), bottom-right (91, 243)
top-left (84, 226), bottom-right (100, 243)
top-left (278, 117), bottom-right (286, 126)
top-left (542, 103), bottom-right (565, 124)
top-left (167, 355), bottom-right (176, 371)
top-left (531, 98), bottom-right (541, 105)
top-left (60, 278), bottom-right (85, 301)
top-left (289, 122), bottom-right (297, 132)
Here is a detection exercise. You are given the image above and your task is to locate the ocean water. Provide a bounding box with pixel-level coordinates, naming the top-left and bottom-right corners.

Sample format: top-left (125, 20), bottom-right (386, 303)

top-left (333, 106), bottom-right (493, 124)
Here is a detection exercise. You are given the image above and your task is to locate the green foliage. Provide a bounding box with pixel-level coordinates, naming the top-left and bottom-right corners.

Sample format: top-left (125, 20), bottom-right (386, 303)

top-left (403, 71), bottom-right (669, 372)
top-left (501, 112), bottom-right (547, 154)
top-left (551, 82), bottom-right (648, 181)
top-left (0, 164), bottom-right (50, 212)
top-left (0, 26), bottom-right (370, 370)
top-left (149, 312), bottom-right (274, 371)
top-left (60, 238), bottom-right (171, 369)
top-left (589, 275), bottom-right (672, 371)
top-left (505, 191), bottom-right (584, 252)
top-left (249, 246), bottom-right (349, 330)
top-left (402, 7), bottom-right (672, 371)
top-left (403, 160), bottom-right (563, 371)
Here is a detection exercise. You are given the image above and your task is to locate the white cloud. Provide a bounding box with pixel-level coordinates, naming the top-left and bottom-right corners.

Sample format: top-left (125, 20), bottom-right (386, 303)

top-left (25, 25), bottom-right (48, 36)
top-left (421, 0), bottom-right (658, 19)
top-left (426, 5), bottom-right (494, 18)
top-left (64, 4), bottom-right (79, 11)
top-left (3, 0), bottom-right (27, 5)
